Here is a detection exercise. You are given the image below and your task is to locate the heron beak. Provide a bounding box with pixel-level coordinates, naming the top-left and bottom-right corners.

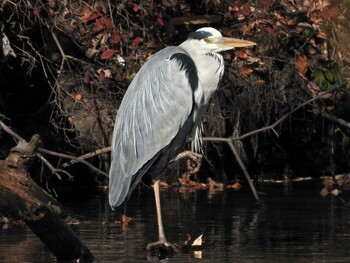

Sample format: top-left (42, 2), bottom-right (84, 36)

top-left (215, 37), bottom-right (256, 48)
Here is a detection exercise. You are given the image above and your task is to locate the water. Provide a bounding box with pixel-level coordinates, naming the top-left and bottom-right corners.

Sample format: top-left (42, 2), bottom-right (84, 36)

top-left (1, 181), bottom-right (350, 262)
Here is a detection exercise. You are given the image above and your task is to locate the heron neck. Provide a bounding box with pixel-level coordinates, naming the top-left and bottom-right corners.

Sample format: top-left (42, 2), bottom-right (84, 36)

top-left (191, 52), bottom-right (224, 104)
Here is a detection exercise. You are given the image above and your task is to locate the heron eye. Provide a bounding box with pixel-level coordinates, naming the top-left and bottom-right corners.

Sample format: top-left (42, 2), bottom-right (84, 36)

top-left (203, 38), bottom-right (209, 43)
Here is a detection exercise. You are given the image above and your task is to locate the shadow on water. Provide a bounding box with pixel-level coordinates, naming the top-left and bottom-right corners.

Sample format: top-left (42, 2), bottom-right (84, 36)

top-left (1, 181), bottom-right (350, 262)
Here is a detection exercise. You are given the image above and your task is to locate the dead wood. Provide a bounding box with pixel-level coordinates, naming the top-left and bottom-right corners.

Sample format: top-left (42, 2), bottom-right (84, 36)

top-left (0, 120), bottom-right (108, 178)
top-left (23, 205), bottom-right (94, 262)
top-left (0, 134), bottom-right (65, 219)
top-left (0, 134), bottom-right (94, 261)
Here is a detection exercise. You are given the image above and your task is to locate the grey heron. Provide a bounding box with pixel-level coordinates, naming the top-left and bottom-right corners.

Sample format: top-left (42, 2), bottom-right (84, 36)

top-left (109, 27), bottom-right (255, 250)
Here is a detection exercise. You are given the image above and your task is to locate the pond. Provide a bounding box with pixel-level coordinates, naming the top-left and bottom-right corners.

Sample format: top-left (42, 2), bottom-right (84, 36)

top-left (1, 180), bottom-right (350, 262)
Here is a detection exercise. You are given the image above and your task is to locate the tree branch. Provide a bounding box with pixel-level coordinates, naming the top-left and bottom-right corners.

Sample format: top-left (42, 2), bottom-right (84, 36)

top-left (0, 120), bottom-right (108, 178)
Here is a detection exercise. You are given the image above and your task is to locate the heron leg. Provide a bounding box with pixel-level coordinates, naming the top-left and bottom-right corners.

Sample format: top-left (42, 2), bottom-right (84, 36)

top-left (175, 150), bottom-right (203, 174)
top-left (146, 180), bottom-right (179, 252)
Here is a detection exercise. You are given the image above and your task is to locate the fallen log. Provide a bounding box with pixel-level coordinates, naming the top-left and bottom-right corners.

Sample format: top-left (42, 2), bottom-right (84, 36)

top-left (23, 205), bottom-right (94, 262)
top-left (0, 134), bottom-right (94, 261)
top-left (0, 135), bottom-right (65, 219)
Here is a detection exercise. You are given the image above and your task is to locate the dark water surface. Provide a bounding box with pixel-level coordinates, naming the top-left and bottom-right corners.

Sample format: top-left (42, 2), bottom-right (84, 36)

top-left (1, 181), bottom-right (350, 262)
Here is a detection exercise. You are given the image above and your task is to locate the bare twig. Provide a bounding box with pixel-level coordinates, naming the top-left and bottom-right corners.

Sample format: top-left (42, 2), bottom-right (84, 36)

top-left (0, 120), bottom-right (108, 178)
top-left (227, 141), bottom-right (259, 201)
top-left (321, 111), bottom-right (350, 128)
top-left (0, 120), bottom-right (72, 179)
top-left (61, 146), bottom-right (111, 168)
top-left (199, 82), bottom-right (346, 200)
top-left (0, 120), bottom-right (20, 141)
top-left (203, 82), bottom-right (345, 143)
top-left (39, 147), bottom-right (108, 177)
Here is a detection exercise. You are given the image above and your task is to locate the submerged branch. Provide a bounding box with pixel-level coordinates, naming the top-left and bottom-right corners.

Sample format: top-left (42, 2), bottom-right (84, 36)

top-left (227, 141), bottom-right (260, 201)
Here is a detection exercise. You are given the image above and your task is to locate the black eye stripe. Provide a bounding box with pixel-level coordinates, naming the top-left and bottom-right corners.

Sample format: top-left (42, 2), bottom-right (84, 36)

top-left (187, 31), bottom-right (213, 40)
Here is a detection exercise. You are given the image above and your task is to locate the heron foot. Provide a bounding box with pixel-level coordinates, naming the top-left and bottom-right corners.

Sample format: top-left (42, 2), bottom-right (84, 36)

top-left (146, 239), bottom-right (179, 253)
top-left (175, 150), bottom-right (203, 174)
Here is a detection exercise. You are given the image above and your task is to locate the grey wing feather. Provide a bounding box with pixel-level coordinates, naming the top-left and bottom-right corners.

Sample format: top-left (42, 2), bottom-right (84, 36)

top-left (109, 47), bottom-right (196, 208)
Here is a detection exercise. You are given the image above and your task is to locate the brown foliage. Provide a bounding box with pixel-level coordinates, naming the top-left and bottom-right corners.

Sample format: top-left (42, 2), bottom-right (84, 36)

top-left (1, 0), bottom-right (350, 179)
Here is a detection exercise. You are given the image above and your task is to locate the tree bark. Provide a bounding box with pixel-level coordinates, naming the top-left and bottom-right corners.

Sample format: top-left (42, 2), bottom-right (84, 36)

top-left (0, 134), bottom-right (94, 261)
top-left (23, 205), bottom-right (94, 262)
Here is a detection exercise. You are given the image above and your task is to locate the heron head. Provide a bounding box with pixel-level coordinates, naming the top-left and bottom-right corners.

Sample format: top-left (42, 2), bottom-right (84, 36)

top-left (184, 27), bottom-right (256, 54)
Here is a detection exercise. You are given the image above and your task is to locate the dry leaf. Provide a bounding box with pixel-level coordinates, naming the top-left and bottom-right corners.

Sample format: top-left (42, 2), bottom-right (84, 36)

top-left (97, 69), bottom-right (112, 79)
top-left (320, 7), bottom-right (339, 21)
top-left (131, 37), bottom-right (143, 47)
top-left (240, 4), bottom-right (252, 16)
top-left (85, 48), bottom-right (98, 58)
top-left (79, 3), bottom-right (96, 23)
top-left (114, 73), bottom-right (124, 81)
top-left (110, 32), bottom-right (122, 44)
top-left (207, 177), bottom-right (224, 190)
top-left (234, 48), bottom-right (252, 59)
top-left (294, 53), bottom-right (308, 80)
top-left (98, 70), bottom-right (106, 81)
top-left (157, 15), bottom-right (165, 26)
top-left (104, 18), bottom-right (113, 30)
top-left (33, 8), bottom-right (41, 16)
top-left (275, 20), bottom-right (282, 27)
top-left (122, 214), bottom-right (132, 232)
top-left (331, 189), bottom-right (340, 196)
top-left (320, 188), bottom-right (329, 197)
top-left (122, 215), bottom-right (132, 224)
top-left (159, 181), bottom-right (170, 189)
top-left (227, 182), bottom-right (242, 189)
top-left (255, 79), bottom-right (265, 86)
top-left (309, 38), bottom-right (317, 48)
top-left (73, 93), bottom-right (82, 101)
top-left (316, 31), bottom-right (327, 40)
top-left (116, 55), bottom-right (125, 66)
top-left (240, 65), bottom-right (254, 76)
top-left (94, 18), bottom-right (104, 31)
top-left (103, 69), bottom-right (112, 78)
top-left (192, 234), bottom-right (203, 246)
top-left (82, 11), bottom-right (101, 23)
top-left (83, 71), bottom-right (90, 84)
top-left (194, 251), bottom-right (203, 259)
top-left (241, 21), bottom-right (254, 33)
top-left (100, 49), bottom-right (116, 60)
top-left (297, 22), bottom-right (313, 29)
top-left (286, 18), bottom-right (297, 26)
top-left (304, 0), bottom-right (331, 11)
top-left (266, 25), bottom-right (275, 35)
top-left (322, 176), bottom-right (334, 189)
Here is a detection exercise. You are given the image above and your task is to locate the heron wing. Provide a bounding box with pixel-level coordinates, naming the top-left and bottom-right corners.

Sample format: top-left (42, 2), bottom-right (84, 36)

top-left (109, 47), bottom-right (200, 207)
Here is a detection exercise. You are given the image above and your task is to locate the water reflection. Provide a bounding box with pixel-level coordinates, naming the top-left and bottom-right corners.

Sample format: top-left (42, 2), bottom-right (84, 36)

top-left (1, 181), bottom-right (350, 262)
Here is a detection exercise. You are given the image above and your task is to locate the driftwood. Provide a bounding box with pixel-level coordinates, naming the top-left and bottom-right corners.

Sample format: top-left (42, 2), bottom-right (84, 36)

top-left (0, 134), bottom-right (64, 218)
top-left (0, 134), bottom-right (94, 261)
top-left (23, 205), bottom-right (94, 262)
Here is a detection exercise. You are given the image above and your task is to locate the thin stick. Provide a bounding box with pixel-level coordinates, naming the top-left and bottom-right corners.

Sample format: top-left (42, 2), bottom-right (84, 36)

top-left (202, 84), bottom-right (344, 143)
top-left (38, 148), bottom-right (108, 177)
top-left (0, 120), bottom-right (107, 178)
top-left (227, 141), bottom-right (259, 201)
top-left (61, 146), bottom-right (111, 168)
